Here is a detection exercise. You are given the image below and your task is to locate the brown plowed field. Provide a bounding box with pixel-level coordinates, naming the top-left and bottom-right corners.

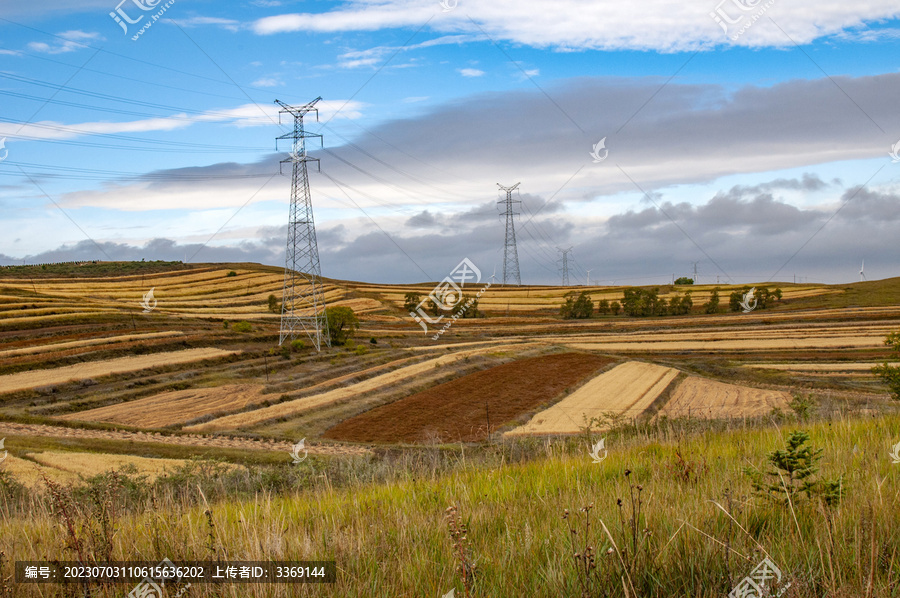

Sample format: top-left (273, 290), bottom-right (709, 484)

top-left (187, 342), bottom-right (544, 432)
top-left (506, 361), bottom-right (679, 436)
top-left (322, 352), bottom-right (614, 444)
top-left (60, 384), bottom-right (266, 428)
top-left (660, 377), bottom-right (791, 419)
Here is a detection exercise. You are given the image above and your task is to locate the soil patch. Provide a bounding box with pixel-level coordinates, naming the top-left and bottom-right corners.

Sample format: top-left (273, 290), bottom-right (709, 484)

top-left (323, 352), bottom-right (613, 444)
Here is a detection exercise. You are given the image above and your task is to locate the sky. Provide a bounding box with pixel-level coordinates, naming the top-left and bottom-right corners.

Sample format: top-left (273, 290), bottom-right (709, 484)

top-left (1, 0), bottom-right (899, 286)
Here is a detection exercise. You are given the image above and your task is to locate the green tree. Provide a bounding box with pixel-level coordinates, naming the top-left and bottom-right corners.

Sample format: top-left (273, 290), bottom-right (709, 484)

top-left (743, 431), bottom-right (841, 507)
top-left (403, 292), bottom-right (422, 313)
top-left (597, 299), bottom-right (610, 315)
top-left (704, 288), bottom-right (721, 314)
top-left (609, 301), bottom-right (621, 315)
top-left (674, 277), bottom-right (694, 285)
top-left (873, 331), bottom-right (900, 400)
top-left (325, 306), bottom-right (359, 346)
top-left (267, 294), bottom-right (279, 313)
top-left (560, 291), bottom-right (594, 319)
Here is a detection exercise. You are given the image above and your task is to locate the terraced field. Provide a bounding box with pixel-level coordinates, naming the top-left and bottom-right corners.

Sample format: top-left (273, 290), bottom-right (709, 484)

top-left (506, 362), bottom-right (680, 435)
top-left (660, 377), bottom-right (791, 419)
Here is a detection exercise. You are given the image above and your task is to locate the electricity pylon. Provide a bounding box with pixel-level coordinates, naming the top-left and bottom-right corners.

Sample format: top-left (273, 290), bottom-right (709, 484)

top-left (276, 97), bottom-right (329, 350)
top-left (497, 182), bottom-right (521, 286)
top-left (558, 247), bottom-right (572, 286)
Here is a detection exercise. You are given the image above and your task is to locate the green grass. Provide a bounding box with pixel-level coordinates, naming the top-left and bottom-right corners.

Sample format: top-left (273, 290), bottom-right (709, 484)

top-left (2, 415), bottom-right (899, 597)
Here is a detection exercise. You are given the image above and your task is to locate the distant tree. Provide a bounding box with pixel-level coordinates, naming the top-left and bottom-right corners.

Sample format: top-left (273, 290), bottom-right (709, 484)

top-left (873, 331), bottom-right (900, 401)
top-left (681, 291), bottom-right (693, 314)
top-left (597, 299), bottom-right (610, 315)
top-left (403, 292), bottom-right (422, 313)
top-left (704, 288), bottom-right (721, 314)
top-left (674, 277), bottom-right (694, 285)
top-left (226, 270), bottom-right (237, 277)
top-left (325, 306), bottom-right (359, 346)
top-left (267, 294), bottom-right (279, 313)
top-left (774, 288), bottom-right (783, 300)
top-left (232, 321), bottom-right (252, 333)
top-left (669, 293), bottom-right (692, 315)
top-left (561, 291), bottom-right (594, 319)
top-left (729, 288), bottom-right (748, 312)
top-left (609, 301), bottom-right (621, 315)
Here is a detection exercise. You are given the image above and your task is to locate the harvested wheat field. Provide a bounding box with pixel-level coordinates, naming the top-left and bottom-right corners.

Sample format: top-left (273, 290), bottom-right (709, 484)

top-left (748, 362), bottom-right (894, 372)
top-left (660, 377), bottom-right (791, 419)
top-left (0, 348), bottom-right (238, 395)
top-left (506, 361), bottom-right (679, 436)
top-left (0, 452), bottom-right (193, 487)
top-left (0, 331), bottom-right (184, 359)
top-left (60, 384), bottom-right (266, 428)
top-left (323, 352), bottom-right (614, 444)
top-left (187, 342), bottom-right (543, 432)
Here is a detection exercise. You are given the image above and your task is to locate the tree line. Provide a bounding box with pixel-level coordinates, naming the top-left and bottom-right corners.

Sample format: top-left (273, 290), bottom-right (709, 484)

top-left (560, 286), bottom-right (783, 319)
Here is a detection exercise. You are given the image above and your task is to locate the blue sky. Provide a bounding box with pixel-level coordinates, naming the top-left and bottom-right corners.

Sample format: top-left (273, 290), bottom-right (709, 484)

top-left (1, 0), bottom-right (899, 285)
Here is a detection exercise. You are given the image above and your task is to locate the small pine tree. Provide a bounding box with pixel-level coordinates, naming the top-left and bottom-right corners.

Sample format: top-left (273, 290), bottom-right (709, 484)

top-left (744, 431), bottom-right (842, 506)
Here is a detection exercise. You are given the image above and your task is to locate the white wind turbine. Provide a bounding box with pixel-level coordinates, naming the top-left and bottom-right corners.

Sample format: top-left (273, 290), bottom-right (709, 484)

top-left (860, 260), bottom-right (866, 282)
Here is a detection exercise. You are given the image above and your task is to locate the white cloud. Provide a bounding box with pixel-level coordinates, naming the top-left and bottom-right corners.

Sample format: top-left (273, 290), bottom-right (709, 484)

top-left (249, 0), bottom-right (900, 51)
top-left (0, 100), bottom-right (365, 142)
top-left (458, 68), bottom-right (484, 77)
top-left (176, 16), bottom-right (241, 32)
top-left (252, 77), bottom-right (284, 87)
top-left (27, 30), bottom-right (102, 54)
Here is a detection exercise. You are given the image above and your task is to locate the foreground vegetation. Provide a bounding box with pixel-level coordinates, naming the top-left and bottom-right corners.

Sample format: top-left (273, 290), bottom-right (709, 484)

top-left (2, 415), bottom-right (898, 597)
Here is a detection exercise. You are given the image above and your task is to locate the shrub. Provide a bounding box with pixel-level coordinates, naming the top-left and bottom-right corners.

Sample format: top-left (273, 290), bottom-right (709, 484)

top-left (325, 306), bottom-right (359, 346)
top-left (222, 320), bottom-right (229, 330)
top-left (354, 344), bottom-right (368, 356)
top-left (704, 288), bottom-right (721, 314)
top-left (674, 277), bottom-right (693, 285)
top-left (267, 294), bottom-right (280, 313)
top-left (403, 292), bottom-right (421, 313)
top-left (743, 431), bottom-right (842, 507)
top-left (873, 331), bottom-right (900, 400)
top-left (226, 270), bottom-right (237, 277)
top-left (560, 291), bottom-right (593, 319)
top-left (290, 339), bottom-right (306, 352)
top-left (232, 321), bottom-right (252, 333)
top-left (369, 337), bottom-right (377, 345)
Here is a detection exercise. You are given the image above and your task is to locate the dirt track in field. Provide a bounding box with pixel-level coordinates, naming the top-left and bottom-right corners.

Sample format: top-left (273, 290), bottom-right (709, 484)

top-left (0, 348), bottom-right (238, 394)
top-left (0, 422), bottom-right (369, 457)
top-left (506, 361), bottom-right (679, 436)
top-left (60, 383), bottom-right (267, 427)
top-left (322, 352), bottom-right (615, 444)
top-left (660, 377), bottom-right (791, 419)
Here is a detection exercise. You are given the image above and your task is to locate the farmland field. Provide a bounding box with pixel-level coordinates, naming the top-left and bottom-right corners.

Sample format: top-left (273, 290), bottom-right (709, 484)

top-left (659, 376), bottom-right (791, 419)
top-left (506, 361), bottom-right (680, 435)
top-left (1, 263), bottom-right (900, 597)
top-left (322, 352), bottom-right (614, 443)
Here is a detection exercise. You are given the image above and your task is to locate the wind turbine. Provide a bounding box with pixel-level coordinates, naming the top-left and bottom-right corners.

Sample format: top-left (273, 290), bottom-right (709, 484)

top-left (586, 269), bottom-right (592, 287)
top-left (859, 260), bottom-right (866, 282)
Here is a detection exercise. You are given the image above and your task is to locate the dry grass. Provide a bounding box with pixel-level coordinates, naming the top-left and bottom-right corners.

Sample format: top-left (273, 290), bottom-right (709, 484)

top-left (60, 384), bottom-right (266, 427)
top-left (0, 348), bottom-right (238, 394)
top-left (506, 361), bottom-right (679, 435)
top-left (0, 331), bottom-right (184, 358)
top-left (660, 376), bottom-right (791, 419)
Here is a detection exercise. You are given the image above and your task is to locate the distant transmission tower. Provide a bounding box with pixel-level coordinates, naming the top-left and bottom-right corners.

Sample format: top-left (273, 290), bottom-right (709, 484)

top-left (558, 247), bottom-right (573, 286)
top-left (276, 97), bottom-right (329, 350)
top-left (497, 182), bottom-right (521, 285)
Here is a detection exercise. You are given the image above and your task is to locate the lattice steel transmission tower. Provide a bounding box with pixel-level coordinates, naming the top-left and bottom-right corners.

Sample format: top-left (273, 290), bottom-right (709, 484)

top-left (497, 182), bottom-right (521, 286)
top-left (276, 97), bottom-right (329, 350)
top-left (558, 247), bottom-right (572, 286)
